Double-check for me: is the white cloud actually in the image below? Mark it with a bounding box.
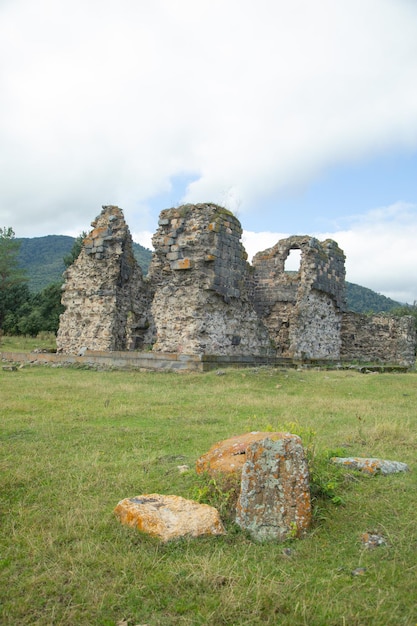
[242,231,289,263]
[132,230,154,252]
[1,0,417,239]
[243,202,417,303]
[1,1,417,302]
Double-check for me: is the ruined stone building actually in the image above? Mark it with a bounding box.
[56,204,416,367]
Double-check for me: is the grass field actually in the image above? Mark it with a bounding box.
[1,356,416,625]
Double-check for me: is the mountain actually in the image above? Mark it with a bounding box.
[17,235,401,313]
[345,282,401,313]
[17,235,153,292]
[17,235,74,293]
[132,242,153,274]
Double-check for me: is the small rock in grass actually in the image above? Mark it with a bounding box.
[351,567,367,576]
[361,532,386,549]
[114,493,225,541]
[330,457,409,476]
[282,547,293,557]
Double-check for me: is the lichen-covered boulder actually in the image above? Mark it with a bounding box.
[114,494,225,541]
[235,435,311,542]
[330,457,410,476]
[196,431,286,476]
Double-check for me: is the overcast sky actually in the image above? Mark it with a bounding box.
[1,0,417,302]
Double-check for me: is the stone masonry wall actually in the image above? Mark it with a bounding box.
[56,206,151,354]
[147,203,272,355]
[341,313,416,366]
[56,204,416,366]
[251,236,345,359]
[292,290,342,360]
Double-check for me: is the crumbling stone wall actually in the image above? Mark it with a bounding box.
[56,203,416,367]
[57,206,151,354]
[252,237,346,359]
[147,203,272,355]
[341,313,416,366]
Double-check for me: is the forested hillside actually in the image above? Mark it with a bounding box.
[17,236,153,292]
[17,236,74,292]
[345,282,401,313]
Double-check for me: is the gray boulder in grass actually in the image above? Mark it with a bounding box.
[330,457,409,476]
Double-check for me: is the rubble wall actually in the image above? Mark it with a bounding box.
[292,290,342,360]
[56,204,416,366]
[341,313,416,366]
[147,203,272,355]
[252,236,345,359]
[56,206,151,354]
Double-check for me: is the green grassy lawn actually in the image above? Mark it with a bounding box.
[0,332,57,353]
[1,361,416,625]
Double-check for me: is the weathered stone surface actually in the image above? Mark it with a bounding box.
[196,432,286,476]
[361,532,386,549]
[331,457,410,475]
[235,435,311,542]
[56,203,416,365]
[148,203,272,356]
[341,313,416,367]
[252,236,345,360]
[114,494,226,541]
[57,206,152,355]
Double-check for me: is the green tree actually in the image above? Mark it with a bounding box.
[1,283,31,333]
[391,302,417,330]
[32,282,65,333]
[0,227,28,329]
[0,227,26,289]
[63,231,87,268]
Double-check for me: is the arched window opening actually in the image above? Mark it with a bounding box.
[284,248,302,273]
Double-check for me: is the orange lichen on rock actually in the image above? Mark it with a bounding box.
[196,432,288,476]
[171,258,193,270]
[114,494,226,542]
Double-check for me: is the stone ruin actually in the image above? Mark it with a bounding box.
[56,204,416,367]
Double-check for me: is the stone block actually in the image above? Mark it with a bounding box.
[330,457,410,475]
[196,431,287,476]
[114,494,226,541]
[235,435,311,541]
[171,258,193,270]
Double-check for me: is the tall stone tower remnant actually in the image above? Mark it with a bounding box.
[148,203,272,355]
[57,206,151,354]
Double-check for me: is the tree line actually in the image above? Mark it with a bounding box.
[0,228,84,337]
